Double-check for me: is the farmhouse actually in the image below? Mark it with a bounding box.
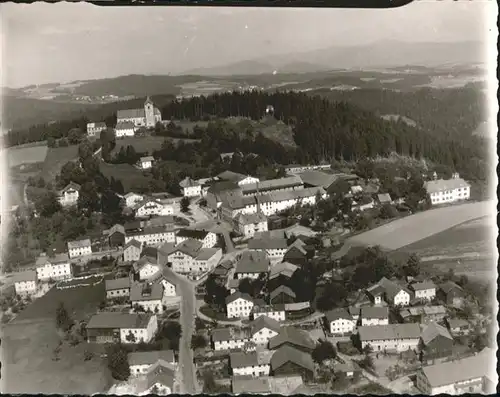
[133,256,161,281]
[419,322,454,363]
[166,239,222,275]
[125,226,176,247]
[248,237,288,264]
[325,308,356,335]
[360,306,389,326]
[104,224,126,248]
[116,97,162,128]
[179,177,201,197]
[175,229,217,248]
[105,277,131,299]
[415,348,494,395]
[124,239,142,262]
[234,212,268,239]
[249,315,281,345]
[135,361,175,395]
[252,304,286,322]
[217,171,260,186]
[35,252,72,281]
[211,327,251,351]
[424,173,471,206]
[134,198,171,218]
[128,349,175,376]
[226,291,255,319]
[57,182,80,207]
[270,286,296,305]
[67,238,92,259]
[378,277,411,306]
[13,270,38,295]
[130,282,166,313]
[139,156,154,170]
[86,312,158,344]
[219,192,258,221]
[357,323,421,352]
[409,280,437,302]
[270,345,314,381]
[283,239,310,266]
[399,305,447,324]
[445,318,471,336]
[86,122,107,137]
[115,121,136,137]
[206,181,240,210]
[366,284,385,305]
[437,281,465,307]
[234,251,270,280]
[268,262,298,282]
[268,327,315,353]
[230,350,273,377]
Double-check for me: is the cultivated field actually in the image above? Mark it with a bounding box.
[38,145,80,180]
[347,201,494,251]
[5,144,48,168]
[2,318,111,394]
[112,135,200,155]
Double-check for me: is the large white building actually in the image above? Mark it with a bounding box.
[226,291,255,319]
[409,281,437,302]
[325,308,356,335]
[360,306,390,327]
[133,256,161,281]
[175,229,217,248]
[13,270,38,295]
[216,171,260,187]
[358,323,421,352]
[35,252,72,281]
[86,312,158,344]
[211,328,251,351]
[67,238,92,259]
[116,97,162,128]
[130,281,168,313]
[234,212,268,239]
[115,121,136,137]
[134,198,173,218]
[57,182,80,207]
[124,239,143,262]
[424,173,471,206]
[252,304,286,322]
[125,226,176,247]
[86,122,107,137]
[165,239,222,276]
[247,237,288,264]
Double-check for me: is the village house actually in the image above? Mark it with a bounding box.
[230,350,273,377]
[166,239,222,276]
[139,156,154,170]
[124,239,142,262]
[365,284,385,305]
[282,239,310,266]
[255,187,326,217]
[211,327,251,351]
[179,177,201,197]
[103,224,126,248]
[134,198,173,218]
[409,280,437,302]
[226,291,255,319]
[437,281,466,307]
[135,361,176,396]
[125,226,176,247]
[116,97,162,128]
[133,256,161,281]
[360,306,389,326]
[35,252,72,281]
[376,193,393,205]
[115,121,136,137]
[378,277,412,306]
[86,312,158,344]
[67,238,92,259]
[424,172,471,206]
[445,318,471,336]
[249,316,281,345]
[268,262,298,285]
[399,305,447,324]
[248,237,288,264]
[219,193,258,221]
[175,229,217,248]
[130,281,166,313]
[416,348,494,395]
[105,277,131,299]
[57,182,80,207]
[234,212,268,239]
[251,303,286,322]
[13,270,38,296]
[268,327,315,353]
[270,286,296,305]
[240,176,304,197]
[217,170,261,187]
[128,350,175,376]
[205,181,240,210]
[124,192,144,208]
[325,308,356,336]
[234,251,270,280]
[270,345,315,381]
[419,322,454,364]
[357,323,421,352]
[86,121,107,137]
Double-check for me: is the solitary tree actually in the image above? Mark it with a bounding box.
[191,334,208,350]
[56,302,73,332]
[106,343,130,381]
[312,339,337,364]
[180,196,190,213]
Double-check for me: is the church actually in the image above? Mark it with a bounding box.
[116,97,162,128]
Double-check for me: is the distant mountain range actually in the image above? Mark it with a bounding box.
[183,40,485,76]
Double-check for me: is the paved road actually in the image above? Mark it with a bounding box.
[163,267,199,394]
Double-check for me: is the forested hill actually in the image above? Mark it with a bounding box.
[6,90,488,181]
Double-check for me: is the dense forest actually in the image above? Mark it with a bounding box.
[7,89,489,183]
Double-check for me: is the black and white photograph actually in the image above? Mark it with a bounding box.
[0,1,497,395]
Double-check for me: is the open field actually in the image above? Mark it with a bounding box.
[5,144,48,168]
[99,161,153,192]
[38,145,80,180]
[13,280,106,322]
[112,135,200,155]
[2,318,111,394]
[347,201,494,251]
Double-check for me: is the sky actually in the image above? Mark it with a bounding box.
[1,1,496,88]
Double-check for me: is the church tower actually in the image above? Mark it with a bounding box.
[144,96,155,128]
